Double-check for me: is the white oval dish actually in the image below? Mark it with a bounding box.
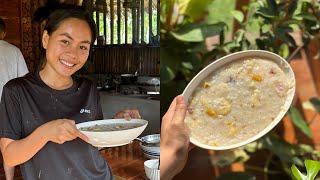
[76,119,148,147]
[182,50,295,150]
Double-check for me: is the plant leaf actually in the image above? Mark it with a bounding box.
[309,97,320,113]
[298,144,315,154]
[235,29,245,44]
[160,66,175,83]
[275,26,296,46]
[302,101,316,112]
[184,0,212,21]
[261,135,304,166]
[160,47,181,82]
[171,22,226,42]
[288,1,298,16]
[291,164,307,180]
[288,107,313,138]
[305,159,320,180]
[256,7,276,18]
[231,10,244,23]
[181,62,193,70]
[267,0,278,15]
[296,13,318,22]
[279,43,289,58]
[219,30,225,45]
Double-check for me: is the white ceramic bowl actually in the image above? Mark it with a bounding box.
[182,50,296,150]
[144,159,160,180]
[76,119,148,147]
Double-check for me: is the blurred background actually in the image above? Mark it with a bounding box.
[161,0,320,179]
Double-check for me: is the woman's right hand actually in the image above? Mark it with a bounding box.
[41,119,88,144]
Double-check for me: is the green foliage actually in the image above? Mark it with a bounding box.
[161,0,320,178]
[288,107,313,138]
[171,22,226,42]
[310,98,320,113]
[161,0,320,111]
[291,160,320,180]
[93,9,158,44]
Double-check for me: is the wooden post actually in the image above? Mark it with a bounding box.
[132,0,136,44]
[124,0,128,44]
[137,0,140,43]
[103,0,107,44]
[148,0,152,44]
[141,0,144,43]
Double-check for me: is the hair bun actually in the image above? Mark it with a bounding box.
[32,0,61,23]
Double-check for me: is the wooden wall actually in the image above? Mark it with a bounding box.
[0,0,22,47]
[0,0,160,75]
[0,0,42,72]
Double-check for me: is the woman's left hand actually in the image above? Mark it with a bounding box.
[113,109,141,120]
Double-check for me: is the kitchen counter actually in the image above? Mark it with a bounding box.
[99,92,160,136]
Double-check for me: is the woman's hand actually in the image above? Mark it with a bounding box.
[160,95,192,180]
[41,119,88,144]
[113,109,141,120]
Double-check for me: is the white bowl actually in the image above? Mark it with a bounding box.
[182,50,295,150]
[76,119,148,147]
[144,159,160,180]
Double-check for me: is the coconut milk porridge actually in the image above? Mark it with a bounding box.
[185,58,294,146]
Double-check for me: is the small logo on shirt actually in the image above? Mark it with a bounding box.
[80,108,91,114]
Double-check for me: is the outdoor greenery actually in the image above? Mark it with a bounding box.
[291,160,320,180]
[93,10,158,44]
[161,0,320,179]
[92,0,159,44]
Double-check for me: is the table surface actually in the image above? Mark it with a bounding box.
[100,141,150,180]
[2,141,149,180]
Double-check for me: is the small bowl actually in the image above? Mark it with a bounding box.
[144,159,160,180]
[76,119,148,147]
[182,50,295,150]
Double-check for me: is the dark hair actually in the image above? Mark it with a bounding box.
[0,17,5,33]
[33,3,97,43]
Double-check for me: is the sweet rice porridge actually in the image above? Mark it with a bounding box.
[185,58,295,146]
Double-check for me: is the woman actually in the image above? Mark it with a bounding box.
[0,4,139,180]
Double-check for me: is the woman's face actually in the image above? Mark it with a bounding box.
[42,18,92,77]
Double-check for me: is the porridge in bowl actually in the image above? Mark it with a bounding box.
[185,57,295,148]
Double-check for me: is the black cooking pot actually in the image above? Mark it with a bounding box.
[121,74,138,84]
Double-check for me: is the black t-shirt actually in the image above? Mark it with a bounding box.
[0,72,113,180]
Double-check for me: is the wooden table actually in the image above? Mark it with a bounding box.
[100,141,149,180]
[1,141,149,180]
